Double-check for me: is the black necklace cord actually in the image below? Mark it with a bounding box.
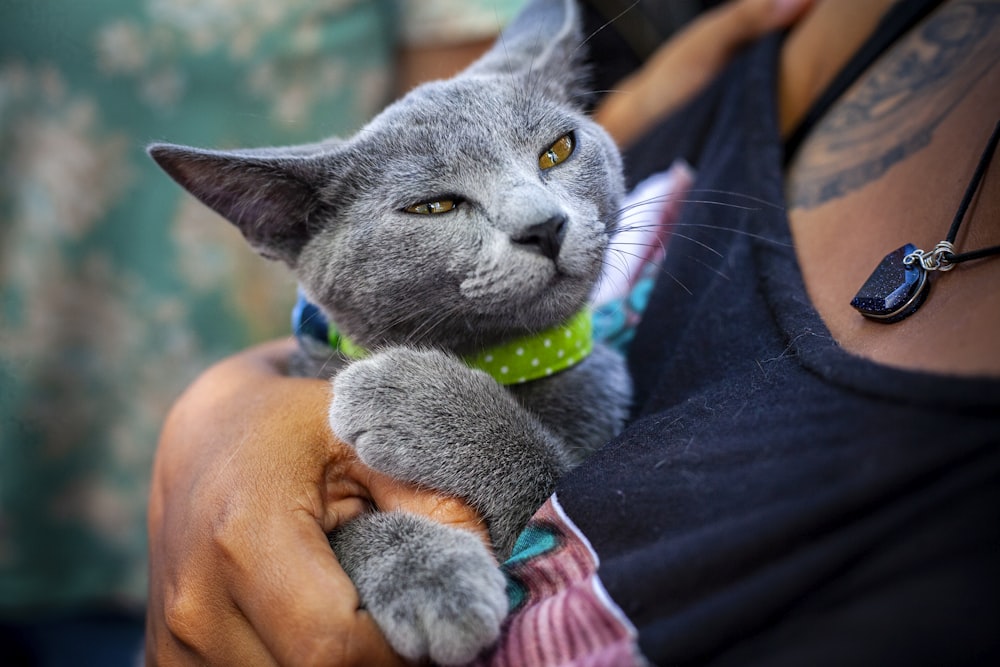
[851,119,1000,323]
[946,119,1000,244]
[905,119,1000,271]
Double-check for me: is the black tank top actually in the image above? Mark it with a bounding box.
[557,4,1000,663]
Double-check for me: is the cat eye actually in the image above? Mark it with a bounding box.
[404,199,457,215]
[538,132,575,170]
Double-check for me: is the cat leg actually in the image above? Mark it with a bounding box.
[329,346,572,558]
[329,510,508,666]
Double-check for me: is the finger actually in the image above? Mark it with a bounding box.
[699,0,815,49]
[650,0,815,93]
[147,469,283,666]
[147,340,400,665]
[148,576,282,667]
[227,509,406,667]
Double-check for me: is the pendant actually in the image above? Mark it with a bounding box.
[850,243,929,323]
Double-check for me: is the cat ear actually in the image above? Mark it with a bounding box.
[464,0,584,100]
[148,142,334,266]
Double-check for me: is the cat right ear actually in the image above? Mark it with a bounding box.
[148,143,329,266]
[464,0,583,101]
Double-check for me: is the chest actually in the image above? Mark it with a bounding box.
[784,0,1000,376]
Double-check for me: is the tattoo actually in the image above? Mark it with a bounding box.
[788,1,1000,210]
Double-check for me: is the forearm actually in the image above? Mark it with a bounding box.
[594,0,814,148]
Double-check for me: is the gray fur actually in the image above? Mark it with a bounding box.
[328,511,509,666]
[149,0,631,663]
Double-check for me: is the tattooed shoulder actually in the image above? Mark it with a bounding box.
[787,0,1000,210]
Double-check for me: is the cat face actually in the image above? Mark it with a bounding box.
[150,0,623,352]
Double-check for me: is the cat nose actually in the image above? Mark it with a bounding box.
[512,214,567,260]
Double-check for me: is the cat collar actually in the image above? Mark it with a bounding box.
[292,292,593,385]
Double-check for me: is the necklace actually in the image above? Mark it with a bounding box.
[850,120,1000,323]
[291,292,593,385]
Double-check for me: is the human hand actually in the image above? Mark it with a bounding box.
[594,0,814,147]
[145,339,488,666]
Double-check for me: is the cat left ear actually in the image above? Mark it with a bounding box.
[148,143,331,266]
[463,0,584,101]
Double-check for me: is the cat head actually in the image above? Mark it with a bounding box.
[149,0,623,353]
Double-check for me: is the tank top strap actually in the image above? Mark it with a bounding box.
[784,0,946,162]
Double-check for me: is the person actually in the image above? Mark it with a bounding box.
[0,1,526,665]
[145,0,1000,664]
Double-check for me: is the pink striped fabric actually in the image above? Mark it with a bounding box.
[471,496,647,667]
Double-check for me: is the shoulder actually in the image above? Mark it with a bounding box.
[784,0,1000,377]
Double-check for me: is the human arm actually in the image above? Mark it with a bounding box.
[145,339,487,665]
[393,0,527,95]
[594,0,814,147]
[395,37,497,95]
[393,0,814,110]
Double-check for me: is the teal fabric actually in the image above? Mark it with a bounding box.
[0,0,523,615]
[592,262,660,353]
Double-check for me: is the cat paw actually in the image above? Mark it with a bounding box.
[331,511,509,666]
[328,347,507,483]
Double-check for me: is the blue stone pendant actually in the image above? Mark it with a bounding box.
[850,243,929,323]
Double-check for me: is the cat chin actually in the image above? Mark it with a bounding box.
[484,291,592,336]
[460,267,591,313]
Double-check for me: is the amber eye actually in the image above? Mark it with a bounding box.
[539,132,575,170]
[404,199,457,215]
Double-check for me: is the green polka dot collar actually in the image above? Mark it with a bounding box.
[463,309,593,384]
[325,309,593,385]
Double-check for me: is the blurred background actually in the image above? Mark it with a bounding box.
[0,1,527,664]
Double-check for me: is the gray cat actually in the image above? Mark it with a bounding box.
[149,0,631,663]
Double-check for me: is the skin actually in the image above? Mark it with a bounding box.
[152,0,985,663]
[147,339,491,665]
[785,0,1000,376]
[594,0,815,147]
[395,37,499,95]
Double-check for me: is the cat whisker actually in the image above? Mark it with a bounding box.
[618,197,762,217]
[575,0,641,55]
[653,268,693,297]
[596,251,634,288]
[389,298,464,349]
[622,261,692,296]
[649,230,723,258]
[612,221,792,248]
[685,254,732,281]
[681,188,786,210]
[606,243,669,255]
[615,188,785,219]
[600,240,735,299]
[407,308,458,347]
[314,349,342,379]
[607,246,656,265]
[295,304,334,333]
[574,88,628,101]
[608,240,670,260]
